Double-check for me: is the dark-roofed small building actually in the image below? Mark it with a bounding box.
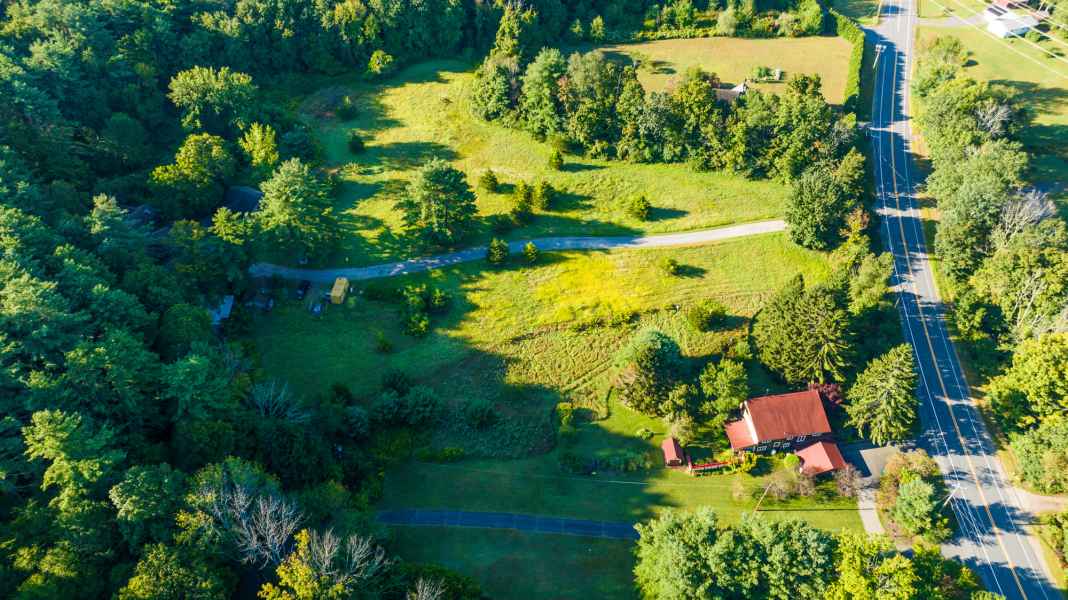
[224,186,264,214]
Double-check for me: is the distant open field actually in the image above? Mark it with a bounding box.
[596,36,855,102]
[915,25,1068,197]
[276,35,853,269]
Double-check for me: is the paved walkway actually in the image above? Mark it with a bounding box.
[857,487,886,535]
[377,509,640,540]
[250,220,787,282]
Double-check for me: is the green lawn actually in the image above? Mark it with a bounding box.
[915,27,1068,197]
[305,59,789,268]
[595,36,855,102]
[388,528,638,600]
[380,440,865,532]
[379,409,862,599]
[276,37,853,269]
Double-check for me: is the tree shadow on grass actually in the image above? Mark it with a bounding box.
[358,140,458,172]
[560,161,606,173]
[548,190,595,212]
[990,80,1068,122]
[316,60,474,133]
[673,264,707,278]
[648,206,688,222]
[321,280,679,526]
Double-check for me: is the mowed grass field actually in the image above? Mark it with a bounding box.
[590,36,855,102]
[915,27,1068,195]
[389,528,639,599]
[282,36,852,268]
[380,402,862,600]
[380,422,861,599]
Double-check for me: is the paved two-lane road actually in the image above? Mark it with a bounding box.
[869,3,1058,598]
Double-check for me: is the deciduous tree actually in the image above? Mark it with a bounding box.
[258,158,339,258]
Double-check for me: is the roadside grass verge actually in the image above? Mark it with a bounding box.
[1031,519,1068,592]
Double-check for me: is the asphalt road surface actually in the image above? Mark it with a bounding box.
[377,509,640,540]
[869,3,1058,598]
[250,219,786,282]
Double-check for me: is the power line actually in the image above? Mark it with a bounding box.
[929,0,1068,77]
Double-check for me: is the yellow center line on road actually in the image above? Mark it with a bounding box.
[882,38,1029,598]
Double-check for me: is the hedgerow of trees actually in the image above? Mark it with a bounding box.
[913,35,1068,499]
[635,508,991,600]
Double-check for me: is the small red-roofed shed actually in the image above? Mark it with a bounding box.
[661,437,685,467]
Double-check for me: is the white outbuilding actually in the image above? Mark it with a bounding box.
[987,11,1039,38]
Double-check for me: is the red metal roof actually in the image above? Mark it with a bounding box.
[745,389,831,442]
[661,437,684,463]
[796,441,847,476]
[725,419,756,450]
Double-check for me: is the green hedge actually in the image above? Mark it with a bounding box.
[828,8,866,116]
